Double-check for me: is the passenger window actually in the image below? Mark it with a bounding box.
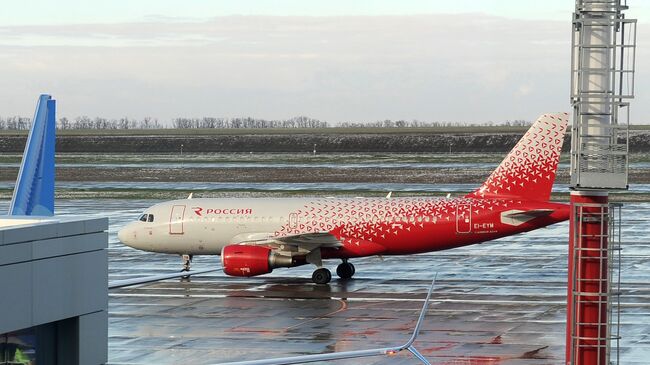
[148,215,154,222]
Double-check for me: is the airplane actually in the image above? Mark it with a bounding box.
[118,113,570,284]
[2,94,56,219]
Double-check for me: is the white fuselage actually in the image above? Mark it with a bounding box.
[119,198,325,254]
[117,196,569,258]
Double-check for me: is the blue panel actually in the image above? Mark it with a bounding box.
[8,94,56,216]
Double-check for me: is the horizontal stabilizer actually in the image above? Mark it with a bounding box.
[9,95,56,216]
[500,209,554,226]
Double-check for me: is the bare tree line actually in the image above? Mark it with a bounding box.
[57,116,162,130]
[0,116,32,130]
[0,116,162,130]
[0,115,531,130]
[171,116,328,129]
[338,119,531,128]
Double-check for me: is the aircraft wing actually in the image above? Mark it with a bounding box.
[230,231,342,254]
[275,232,342,247]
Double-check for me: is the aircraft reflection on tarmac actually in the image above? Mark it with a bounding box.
[210,277,437,365]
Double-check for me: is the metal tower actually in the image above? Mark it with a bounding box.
[567,1,636,365]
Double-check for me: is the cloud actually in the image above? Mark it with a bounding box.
[516,83,534,97]
[0,14,645,124]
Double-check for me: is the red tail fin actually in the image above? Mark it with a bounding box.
[467,113,568,201]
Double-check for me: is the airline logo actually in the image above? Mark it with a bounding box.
[192,207,253,216]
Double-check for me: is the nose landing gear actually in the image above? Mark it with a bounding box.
[181,254,193,272]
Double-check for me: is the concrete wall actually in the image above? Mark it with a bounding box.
[0,217,108,364]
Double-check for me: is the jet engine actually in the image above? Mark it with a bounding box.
[221,245,294,277]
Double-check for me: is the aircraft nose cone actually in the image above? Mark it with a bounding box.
[117,225,135,246]
[117,228,128,244]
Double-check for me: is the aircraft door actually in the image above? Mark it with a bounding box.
[169,205,186,235]
[289,213,299,230]
[456,203,472,234]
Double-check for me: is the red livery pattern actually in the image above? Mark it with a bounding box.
[273,196,567,258]
[468,113,568,201]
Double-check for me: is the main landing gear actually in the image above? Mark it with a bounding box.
[336,259,355,279]
[311,260,356,284]
[312,268,332,284]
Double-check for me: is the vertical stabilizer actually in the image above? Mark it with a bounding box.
[9,94,56,216]
[467,113,568,201]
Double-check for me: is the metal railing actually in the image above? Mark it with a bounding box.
[570,0,636,190]
[569,203,621,365]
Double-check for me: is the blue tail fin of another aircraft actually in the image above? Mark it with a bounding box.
[9,94,56,216]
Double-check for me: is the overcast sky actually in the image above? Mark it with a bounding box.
[0,1,647,124]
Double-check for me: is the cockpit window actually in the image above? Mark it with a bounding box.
[138,213,155,222]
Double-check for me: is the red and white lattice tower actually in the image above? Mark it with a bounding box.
[567,1,636,364]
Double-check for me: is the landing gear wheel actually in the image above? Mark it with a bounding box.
[312,268,332,284]
[336,262,355,279]
[181,254,193,273]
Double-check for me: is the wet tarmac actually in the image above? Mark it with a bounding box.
[0,199,648,364]
[99,201,650,365]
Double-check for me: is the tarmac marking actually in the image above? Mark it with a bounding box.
[284,299,349,331]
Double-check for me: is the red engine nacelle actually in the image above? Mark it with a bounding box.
[221,245,293,277]
[221,245,272,277]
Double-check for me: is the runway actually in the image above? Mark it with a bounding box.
[104,203,650,365]
[108,275,565,365]
[106,272,648,365]
[2,199,646,364]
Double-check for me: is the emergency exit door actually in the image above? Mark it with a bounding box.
[169,205,186,234]
[456,203,472,233]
